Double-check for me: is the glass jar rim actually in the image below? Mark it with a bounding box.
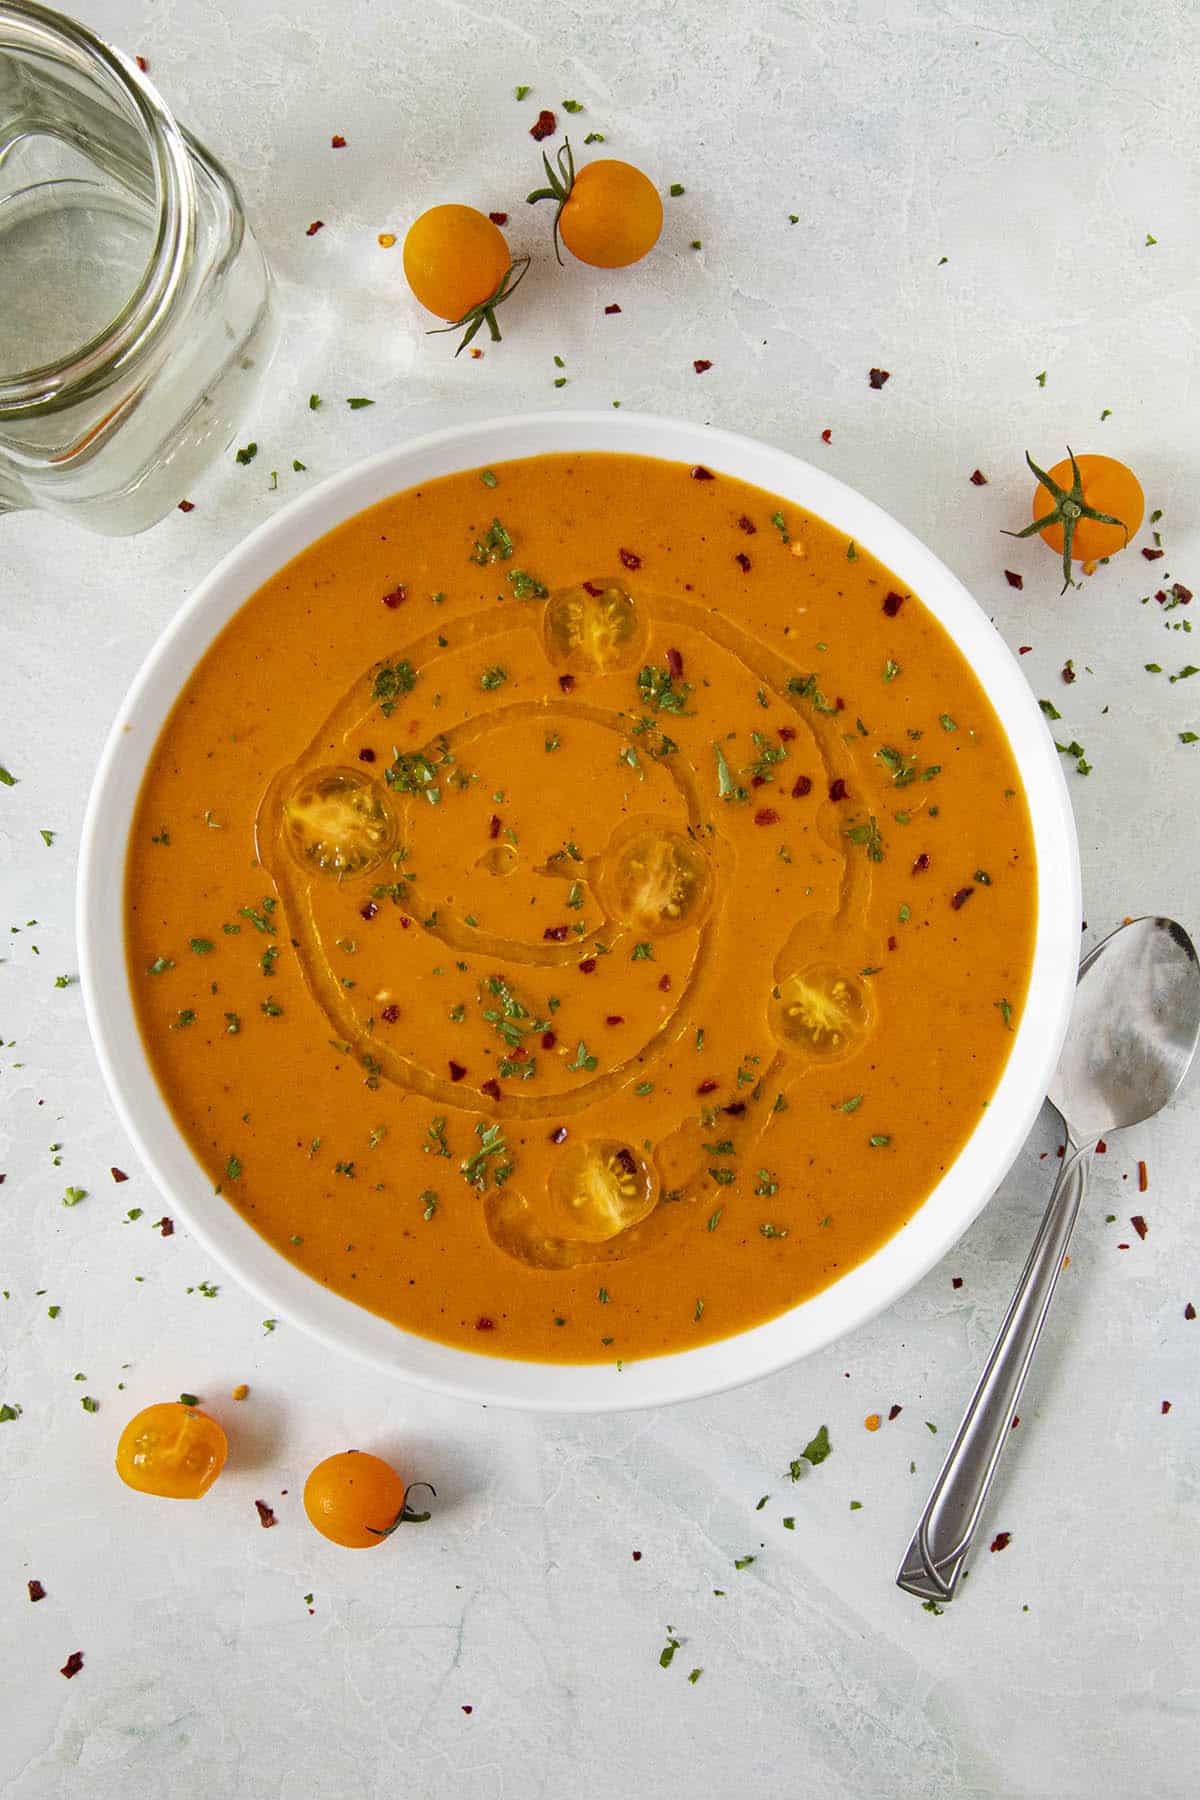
[0,0,195,416]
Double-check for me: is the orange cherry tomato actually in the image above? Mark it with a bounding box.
[528,141,662,269]
[115,1401,227,1499]
[303,1450,434,1548]
[402,206,528,355]
[1017,449,1144,590]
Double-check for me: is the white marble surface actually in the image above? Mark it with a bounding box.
[2,1,1198,1794]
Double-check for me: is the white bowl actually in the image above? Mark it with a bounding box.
[79,411,1080,1412]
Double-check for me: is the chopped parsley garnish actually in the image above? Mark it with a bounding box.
[1054,737,1092,776]
[659,1634,680,1669]
[224,1155,242,1182]
[40,828,54,845]
[770,510,790,544]
[712,741,748,803]
[789,1424,831,1474]
[637,663,692,714]
[261,946,279,975]
[80,1395,99,1413]
[372,660,418,716]
[631,942,654,960]
[883,658,901,683]
[844,815,884,862]
[754,1169,779,1196]
[567,1039,599,1073]
[424,1116,450,1158]
[62,1187,87,1207]
[189,938,214,955]
[346,396,374,409]
[745,731,789,780]
[470,517,514,564]
[170,1009,196,1030]
[481,975,549,1048]
[759,1222,788,1238]
[1038,698,1062,720]
[507,569,548,599]
[260,996,283,1017]
[514,84,531,100]
[939,713,958,732]
[147,956,175,975]
[238,899,277,934]
[235,442,257,465]
[481,469,498,487]
[545,733,562,752]
[461,1121,512,1190]
[996,997,1014,1030]
[875,745,939,787]
[869,1133,892,1148]
[479,665,508,690]
[786,672,838,714]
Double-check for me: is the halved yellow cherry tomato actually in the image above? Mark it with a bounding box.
[115,1401,227,1499]
[528,140,662,268]
[402,206,528,353]
[303,1450,434,1548]
[1010,449,1145,591]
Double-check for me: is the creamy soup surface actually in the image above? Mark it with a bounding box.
[127,453,1037,1362]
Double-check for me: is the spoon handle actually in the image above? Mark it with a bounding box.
[896,1141,1091,1603]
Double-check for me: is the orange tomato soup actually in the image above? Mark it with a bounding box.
[126,453,1036,1362]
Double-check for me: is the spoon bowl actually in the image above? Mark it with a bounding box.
[1051,916,1200,1143]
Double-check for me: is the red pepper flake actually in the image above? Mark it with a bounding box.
[558,673,576,693]
[462,1705,474,1715]
[579,957,598,974]
[110,1167,129,1183]
[549,1126,568,1145]
[632,1549,643,1561]
[506,1046,528,1063]
[989,1531,1011,1553]
[868,367,890,389]
[951,1276,963,1289]
[1117,1243,1130,1250]
[750,775,767,790]
[380,1003,400,1024]
[1185,1302,1196,1320]
[305,220,325,237]
[1161,1400,1172,1415]
[1018,645,1032,654]
[475,1317,496,1331]
[481,1078,501,1101]
[1061,660,1076,684]
[1142,547,1165,561]
[969,469,988,486]
[1130,1214,1148,1239]
[543,924,569,942]
[821,428,832,445]
[604,1015,624,1027]
[887,934,898,952]
[488,814,502,840]
[605,303,623,316]
[382,585,407,608]
[28,1580,46,1603]
[177,500,195,513]
[488,211,508,225]
[614,1148,637,1177]
[737,514,757,534]
[778,726,796,742]
[135,54,149,72]
[355,751,378,770]
[541,1030,557,1049]
[887,1404,902,1421]
[753,807,780,826]
[723,1101,746,1117]
[658,973,671,992]
[696,1078,719,1095]
[693,359,713,374]
[791,774,813,798]
[912,852,931,874]
[60,1652,84,1679]
[530,109,556,141]
[689,464,713,479]
[581,579,603,596]
[734,552,752,572]
[1096,1138,1107,1153]
[331,134,346,149]
[828,777,848,802]
[665,647,685,680]
[157,1216,174,1237]
[950,886,974,910]
[360,900,379,920]
[1172,582,1193,603]
[618,547,642,570]
[882,591,905,617]
[1004,570,1024,590]
[1138,1160,1148,1192]
[448,1061,467,1082]
[255,1500,278,1529]
[1011,1415,1020,1428]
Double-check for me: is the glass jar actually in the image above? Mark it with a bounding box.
[0,1,275,533]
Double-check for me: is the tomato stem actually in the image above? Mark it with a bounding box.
[526,137,577,266]
[427,258,531,356]
[1004,448,1128,593]
[367,1480,437,1537]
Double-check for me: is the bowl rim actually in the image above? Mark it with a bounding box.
[78,409,1080,1412]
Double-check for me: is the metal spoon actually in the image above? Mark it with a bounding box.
[897,915,1200,1604]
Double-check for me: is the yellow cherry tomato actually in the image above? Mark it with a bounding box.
[528,140,662,269]
[1017,449,1145,591]
[402,206,528,354]
[115,1401,227,1499]
[303,1450,434,1548]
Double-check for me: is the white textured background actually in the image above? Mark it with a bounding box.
[2,2,1198,1795]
